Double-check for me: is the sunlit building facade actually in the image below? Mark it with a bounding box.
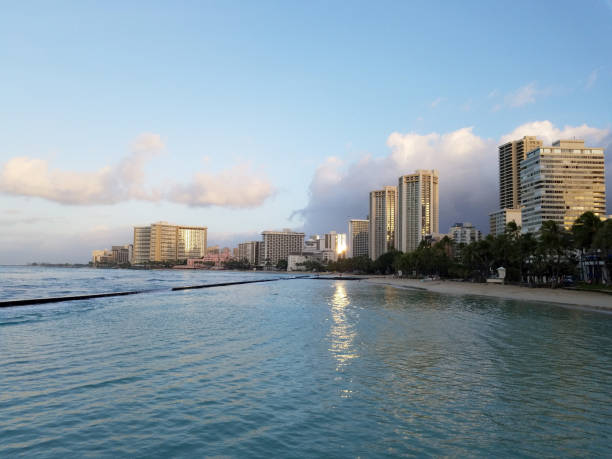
[132,222,207,263]
[348,219,369,258]
[323,231,347,258]
[396,170,439,253]
[520,139,606,233]
[369,186,397,260]
[178,226,208,259]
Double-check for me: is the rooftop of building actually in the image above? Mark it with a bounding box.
[551,139,585,147]
[261,229,305,235]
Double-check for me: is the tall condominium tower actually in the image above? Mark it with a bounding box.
[132,222,207,263]
[261,229,305,266]
[396,170,439,252]
[498,136,543,209]
[133,226,152,264]
[521,139,606,233]
[369,186,397,260]
[348,219,369,258]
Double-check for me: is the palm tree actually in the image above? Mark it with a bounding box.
[539,220,572,287]
[517,232,538,284]
[593,219,612,285]
[572,211,603,283]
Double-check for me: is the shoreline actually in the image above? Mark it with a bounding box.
[363,277,612,312]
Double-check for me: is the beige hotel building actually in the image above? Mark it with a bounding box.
[520,139,606,233]
[132,222,207,264]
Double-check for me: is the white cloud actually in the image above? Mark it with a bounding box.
[167,163,275,208]
[294,127,497,234]
[430,97,446,108]
[500,120,610,145]
[0,157,125,205]
[0,133,164,205]
[0,133,275,209]
[130,132,165,153]
[294,121,611,236]
[505,82,538,107]
[491,82,552,110]
[585,69,598,89]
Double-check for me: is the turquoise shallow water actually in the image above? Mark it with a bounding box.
[1,267,611,457]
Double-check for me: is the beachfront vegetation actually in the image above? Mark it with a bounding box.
[328,212,612,287]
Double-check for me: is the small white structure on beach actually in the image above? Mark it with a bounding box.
[487,266,506,284]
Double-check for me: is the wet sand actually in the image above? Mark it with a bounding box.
[364,277,612,311]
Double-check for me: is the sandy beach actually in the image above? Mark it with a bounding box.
[364,277,612,311]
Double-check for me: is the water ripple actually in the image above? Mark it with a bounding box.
[0,270,611,457]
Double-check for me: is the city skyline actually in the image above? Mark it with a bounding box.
[1,1,611,264]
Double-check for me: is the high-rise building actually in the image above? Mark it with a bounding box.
[348,219,369,258]
[238,241,261,266]
[448,223,482,245]
[133,226,151,264]
[489,208,522,236]
[521,139,606,233]
[369,186,397,260]
[132,222,207,263]
[261,229,305,266]
[396,170,439,253]
[149,222,178,262]
[178,226,207,259]
[498,136,543,210]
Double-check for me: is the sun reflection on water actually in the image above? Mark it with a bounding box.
[329,282,359,371]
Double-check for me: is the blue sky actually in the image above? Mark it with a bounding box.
[1,1,611,263]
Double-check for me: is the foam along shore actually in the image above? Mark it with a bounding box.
[364,277,612,311]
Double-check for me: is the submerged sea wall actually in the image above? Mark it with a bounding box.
[0,276,361,308]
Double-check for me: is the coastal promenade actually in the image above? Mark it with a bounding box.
[365,276,612,311]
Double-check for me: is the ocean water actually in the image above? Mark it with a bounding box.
[1,267,611,457]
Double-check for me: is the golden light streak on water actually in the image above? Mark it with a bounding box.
[329,282,358,371]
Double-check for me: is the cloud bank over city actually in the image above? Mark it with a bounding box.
[295,121,612,235]
[0,134,275,209]
[168,164,274,209]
